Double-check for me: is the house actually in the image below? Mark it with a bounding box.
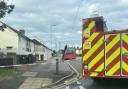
[0,24,34,55]
[0,22,52,65]
[0,22,36,64]
[43,44,53,60]
[75,47,82,57]
[33,39,52,61]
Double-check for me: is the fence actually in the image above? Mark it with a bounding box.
[0,52,36,67]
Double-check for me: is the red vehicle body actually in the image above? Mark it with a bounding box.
[63,47,76,60]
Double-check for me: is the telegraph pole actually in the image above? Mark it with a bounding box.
[50,25,56,50]
[58,41,61,57]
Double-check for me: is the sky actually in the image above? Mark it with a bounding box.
[1,0,128,49]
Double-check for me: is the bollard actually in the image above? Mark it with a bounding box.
[56,59,59,74]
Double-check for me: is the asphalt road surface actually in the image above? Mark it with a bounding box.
[63,57,128,89]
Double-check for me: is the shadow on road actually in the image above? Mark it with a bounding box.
[81,78,128,89]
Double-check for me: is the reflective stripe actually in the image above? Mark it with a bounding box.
[83,21,95,33]
[122,62,128,73]
[95,63,104,72]
[95,35,119,72]
[106,34,120,52]
[90,35,110,71]
[83,36,104,61]
[122,34,128,44]
[106,48,120,66]
[83,33,99,50]
[122,33,128,76]
[82,69,85,76]
[106,61,120,76]
[105,34,120,76]
[88,50,104,70]
[90,72,98,76]
[86,32,99,42]
[122,47,127,54]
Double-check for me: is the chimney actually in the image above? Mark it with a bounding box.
[19,30,25,35]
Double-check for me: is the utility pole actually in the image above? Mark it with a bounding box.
[50,25,56,50]
[55,40,57,51]
[56,59,59,74]
[58,41,61,57]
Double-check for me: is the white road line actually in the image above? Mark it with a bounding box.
[66,61,80,77]
[66,86,70,89]
[77,81,82,85]
[0,63,36,68]
[79,85,85,89]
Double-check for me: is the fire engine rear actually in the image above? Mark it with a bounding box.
[82,16,128,78]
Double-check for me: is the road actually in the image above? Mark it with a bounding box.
[65,57,128,89]
[1,57,128,89]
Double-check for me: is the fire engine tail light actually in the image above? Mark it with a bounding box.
[84,64,88,70]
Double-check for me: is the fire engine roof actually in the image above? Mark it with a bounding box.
[105,29,128,34]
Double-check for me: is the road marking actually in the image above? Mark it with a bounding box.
[41,62,47,64]
[22,72,38,77]
[77,81,81,85]
[0,63,36,68]
[66,86,70,89]
[18,77,43,89]
[18,78,52,89]
[79,86,85,89]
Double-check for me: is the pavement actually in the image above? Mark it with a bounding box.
[0,57,72,89]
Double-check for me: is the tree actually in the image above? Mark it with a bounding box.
[52,50,57,57]
[0,0,15,19]
[0,0,15,31]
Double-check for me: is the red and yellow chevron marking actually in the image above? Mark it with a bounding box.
[82,18,128,78]
[105,34,121,76]
[82,18,105,77]
[82,19,97,77]
[122,33,128,76]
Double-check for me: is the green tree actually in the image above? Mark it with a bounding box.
[52,50,57,57]
[0,0,15,31]
[0,0,15,19]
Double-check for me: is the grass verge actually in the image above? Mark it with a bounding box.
[0,68,19,77]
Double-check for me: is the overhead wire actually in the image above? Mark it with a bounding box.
[71,0,84,31]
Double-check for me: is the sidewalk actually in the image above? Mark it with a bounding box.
[0,58,72,89]
[19,58,71,89]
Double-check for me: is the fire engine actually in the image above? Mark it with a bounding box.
[63,47,76,60]
[82,16,128,78]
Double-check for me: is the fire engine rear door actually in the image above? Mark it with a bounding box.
[105,34,121,76]
[122,33,128,76]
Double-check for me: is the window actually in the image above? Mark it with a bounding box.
[6,46,13,50]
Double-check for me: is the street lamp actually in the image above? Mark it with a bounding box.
[50,25,57,50]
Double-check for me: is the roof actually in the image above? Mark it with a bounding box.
[32,39,52,51]
[32,39,42,45]
[0,21,52,51]
[83,16,103,21]
[105,29,128,34]
[0,21,32,42]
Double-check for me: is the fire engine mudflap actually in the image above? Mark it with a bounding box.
[82,16,128,78]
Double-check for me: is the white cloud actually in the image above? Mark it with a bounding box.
[1,0,128,48]
[77,30,82,34]
[64,32,71,36]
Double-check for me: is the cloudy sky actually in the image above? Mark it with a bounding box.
[1,0,128,49]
